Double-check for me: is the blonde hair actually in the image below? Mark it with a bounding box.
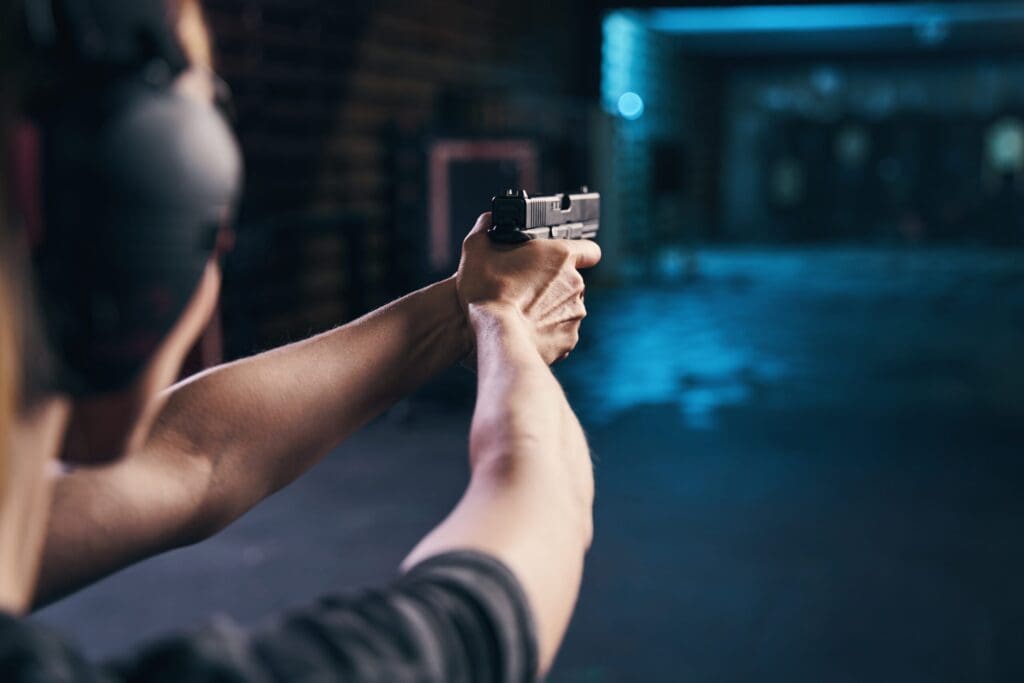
[0,0,17,493]
[173,0,215,69]
[0,258,16,493]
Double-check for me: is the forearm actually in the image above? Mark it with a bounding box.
[150,276,472,528]
[404,304,593,675]
[35,279,470,607]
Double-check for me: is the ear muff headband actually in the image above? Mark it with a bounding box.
[21,0,243,397]
[25,0,189,72]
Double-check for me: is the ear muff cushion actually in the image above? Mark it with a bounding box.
[8,122,46,246]
[36,81,242,395]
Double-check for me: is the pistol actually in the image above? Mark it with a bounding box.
[489,188,600,244]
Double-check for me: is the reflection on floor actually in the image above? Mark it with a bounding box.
[37,249,1024,682]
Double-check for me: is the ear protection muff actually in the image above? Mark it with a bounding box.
[17,0,243,397]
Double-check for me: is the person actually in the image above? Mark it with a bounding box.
[0,1,601,681]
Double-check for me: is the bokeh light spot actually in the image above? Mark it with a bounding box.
[617,92,645,120]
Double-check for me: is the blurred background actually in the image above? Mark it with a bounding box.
[37,1,1024,681]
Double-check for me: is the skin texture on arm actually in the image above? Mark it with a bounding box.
[405,218,602,675]
[403,303,595,676]
[35,214,598,612]
[35,276,473,606]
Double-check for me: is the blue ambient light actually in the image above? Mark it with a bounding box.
[643,3,1024,34]
[617,92,645,120]
[602,12,649,117]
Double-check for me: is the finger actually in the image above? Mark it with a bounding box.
[467,212,493,237]
[567,268,586,295]
[559,298,587,323]
[565,239,602,269]
[561,323,581,354]
[542,321,583,365]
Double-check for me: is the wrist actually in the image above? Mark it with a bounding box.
[439,276,475,360]
[467,301,526,334]
[467,302,542,368]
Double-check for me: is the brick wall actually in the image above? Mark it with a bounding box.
[203,0,599,357]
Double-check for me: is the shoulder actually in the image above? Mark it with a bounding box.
[122,551,539,683]
[247,551,539,683]
[1,551,537,683]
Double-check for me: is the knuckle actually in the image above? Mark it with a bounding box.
[551,240,573,259]
[570,271,586,291]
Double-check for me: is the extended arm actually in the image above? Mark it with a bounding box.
[403,302,594,676]
[36,213,598,613]
[36,277,472,606]
[403,222,601,675]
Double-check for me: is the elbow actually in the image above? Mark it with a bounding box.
[470,436,596,552]
[176,499,233,548]
[149,446,236,549]
[176,465,253,548]
[144,413,250,549]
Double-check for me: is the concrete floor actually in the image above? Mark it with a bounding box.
[37,249,1024,682]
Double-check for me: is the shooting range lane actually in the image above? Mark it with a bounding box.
[37,247,1024,681]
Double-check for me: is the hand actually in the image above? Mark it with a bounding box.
[456,213,602,364]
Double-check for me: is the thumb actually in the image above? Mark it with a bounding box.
[567,239,602,269]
